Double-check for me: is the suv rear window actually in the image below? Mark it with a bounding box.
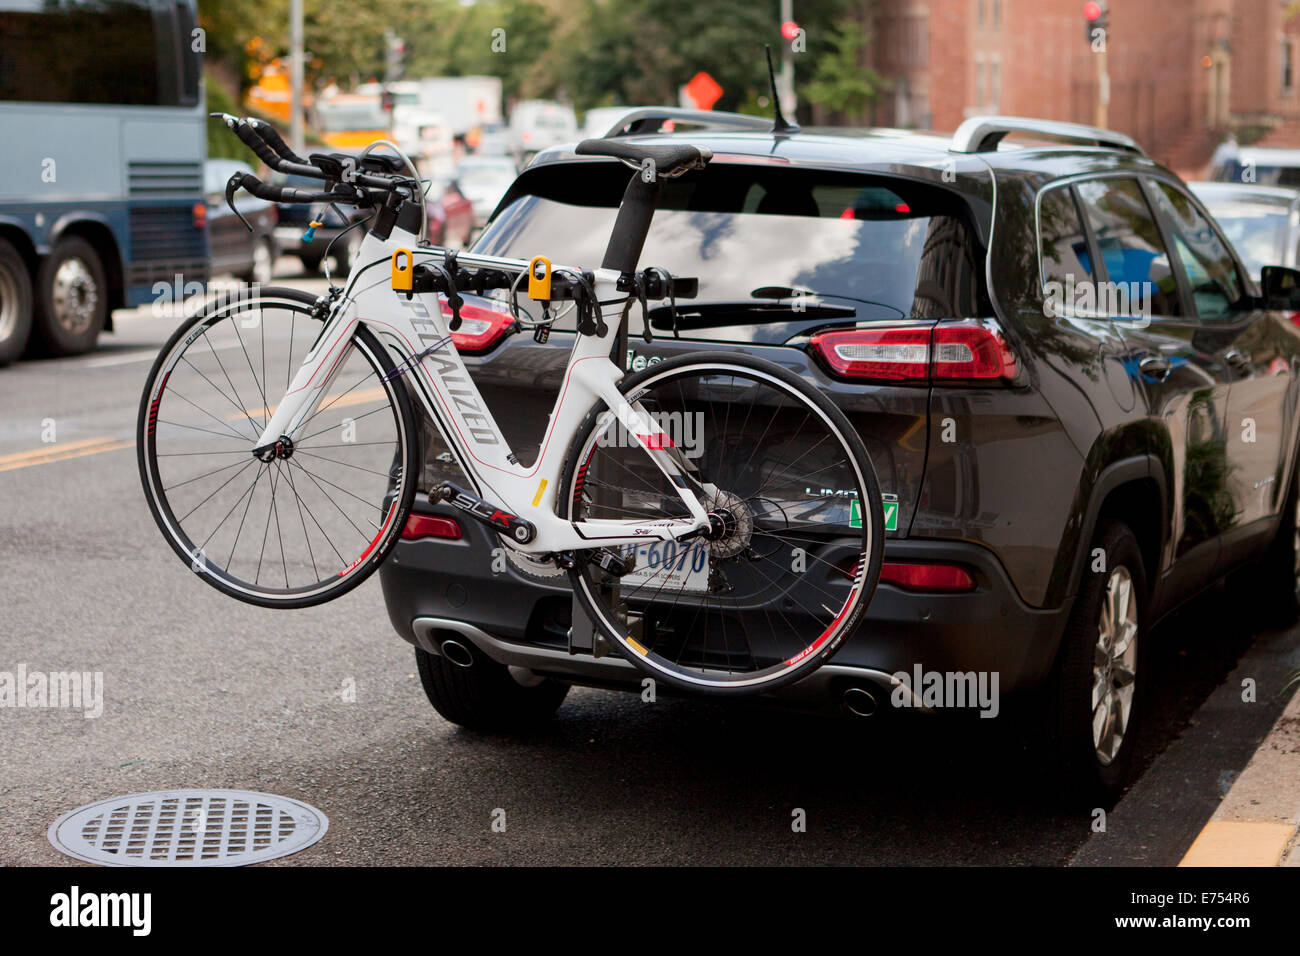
[472,161,990,344]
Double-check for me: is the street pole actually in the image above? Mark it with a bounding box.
[289,0,304,153]
[780,0,796,116]
[1096,44,1109,129]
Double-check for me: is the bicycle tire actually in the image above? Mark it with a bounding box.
[557,351,884,695]
[137,286,421,609]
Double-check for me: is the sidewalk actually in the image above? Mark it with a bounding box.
[1179,681,1300,866]
[1069,622,1300,867]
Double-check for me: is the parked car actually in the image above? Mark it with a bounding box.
[203,159,278,285]
[1210,141,1300,186]
[452,156,518,228]
[1189,181,1300,281]
[381,112,1300,802]
[508,99,578,162]
[472,123,515,158]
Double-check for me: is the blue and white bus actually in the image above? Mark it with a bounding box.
[0,0,209,363]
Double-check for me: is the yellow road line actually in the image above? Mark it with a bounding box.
[1178,821,1295,867]
[0,436,134,473]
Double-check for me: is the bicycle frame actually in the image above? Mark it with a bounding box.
[252,221,711,553]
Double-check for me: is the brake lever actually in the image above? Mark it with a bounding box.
[225,173,254,232]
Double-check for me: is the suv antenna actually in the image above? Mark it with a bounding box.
[765,44,799,134]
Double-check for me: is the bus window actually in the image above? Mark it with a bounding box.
[0,0,196,106]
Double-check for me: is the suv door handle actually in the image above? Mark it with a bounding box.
[1138,353,1172,380]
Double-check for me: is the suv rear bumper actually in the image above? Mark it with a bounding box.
[380,498,1072,703]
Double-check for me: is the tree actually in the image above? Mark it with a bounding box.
[800,19,884,121]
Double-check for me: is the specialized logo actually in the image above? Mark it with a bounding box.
[396,295,498,446]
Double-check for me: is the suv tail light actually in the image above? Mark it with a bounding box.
[837,557,976,592]
[811,321,1018,383]
[880,562,975,592]
[439,297,513,354]
[401,514,462,540]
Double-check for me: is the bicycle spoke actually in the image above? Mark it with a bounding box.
[572,364,873,690]
[178,457,259,524]
[279,461,320,582]
[144,296,408,601]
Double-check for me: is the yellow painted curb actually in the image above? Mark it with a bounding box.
[1179,820,1296,867]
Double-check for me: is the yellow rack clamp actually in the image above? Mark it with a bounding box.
[391,248,414,291]
[528,255,552,300]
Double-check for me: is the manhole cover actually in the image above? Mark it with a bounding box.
[48,790,328,867]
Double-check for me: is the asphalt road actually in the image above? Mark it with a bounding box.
[1,264,1296,866]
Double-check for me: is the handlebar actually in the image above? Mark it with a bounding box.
[245,117,310,167]
[211,113,415,192]
[226,171,348,207]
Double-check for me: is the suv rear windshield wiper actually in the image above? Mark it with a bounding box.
[751,286,906,319]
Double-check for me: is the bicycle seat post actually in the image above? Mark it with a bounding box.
[599,172,660,371]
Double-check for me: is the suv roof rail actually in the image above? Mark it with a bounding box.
[950,115,1144,155]
[602,107,773,137]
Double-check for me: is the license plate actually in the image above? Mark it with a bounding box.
[620,539,710,592]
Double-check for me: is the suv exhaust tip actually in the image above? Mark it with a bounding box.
[842,686,878,717]
[440,639,475,668]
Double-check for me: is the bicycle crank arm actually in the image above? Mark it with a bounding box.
[433,482,536,544]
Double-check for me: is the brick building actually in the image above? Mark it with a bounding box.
[852,0,1300,176]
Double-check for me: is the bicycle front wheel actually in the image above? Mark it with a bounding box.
[558,352,884,695]
[137,287,420,608]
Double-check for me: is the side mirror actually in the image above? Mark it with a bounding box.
[1261,265,1300,309]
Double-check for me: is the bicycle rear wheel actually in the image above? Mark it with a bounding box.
[558,352,883,694]
[137,287,420,608]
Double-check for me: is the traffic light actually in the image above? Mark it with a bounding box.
[1083,1,1108,45]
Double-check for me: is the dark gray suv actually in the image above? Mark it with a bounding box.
[381,112,1300,801]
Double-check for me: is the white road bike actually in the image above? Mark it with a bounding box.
[138,115,884,694]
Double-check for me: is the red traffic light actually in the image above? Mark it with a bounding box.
[781,20,800,40]
[1083,1,1102,20]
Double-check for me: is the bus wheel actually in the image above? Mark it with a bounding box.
[33,237,107,356]
[0,238,33,366]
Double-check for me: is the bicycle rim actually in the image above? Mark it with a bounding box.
[561,357,882,694]
[138,289,418,607]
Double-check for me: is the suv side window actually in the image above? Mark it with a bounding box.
[1074,178,1183,317]
[1148,180,1246,321]
[1038,184,1096,293]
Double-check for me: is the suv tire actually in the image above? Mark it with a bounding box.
[415,643,569,732]
[1038,519,1148,806]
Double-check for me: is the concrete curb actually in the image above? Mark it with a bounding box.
[1179,681,1300,866]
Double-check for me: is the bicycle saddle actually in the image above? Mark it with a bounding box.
[575,139,712,177]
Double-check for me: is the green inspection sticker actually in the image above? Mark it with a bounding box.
[850,497,898,531]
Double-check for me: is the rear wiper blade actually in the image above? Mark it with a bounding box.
[647,301,855,331]
[751,286,905,319]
